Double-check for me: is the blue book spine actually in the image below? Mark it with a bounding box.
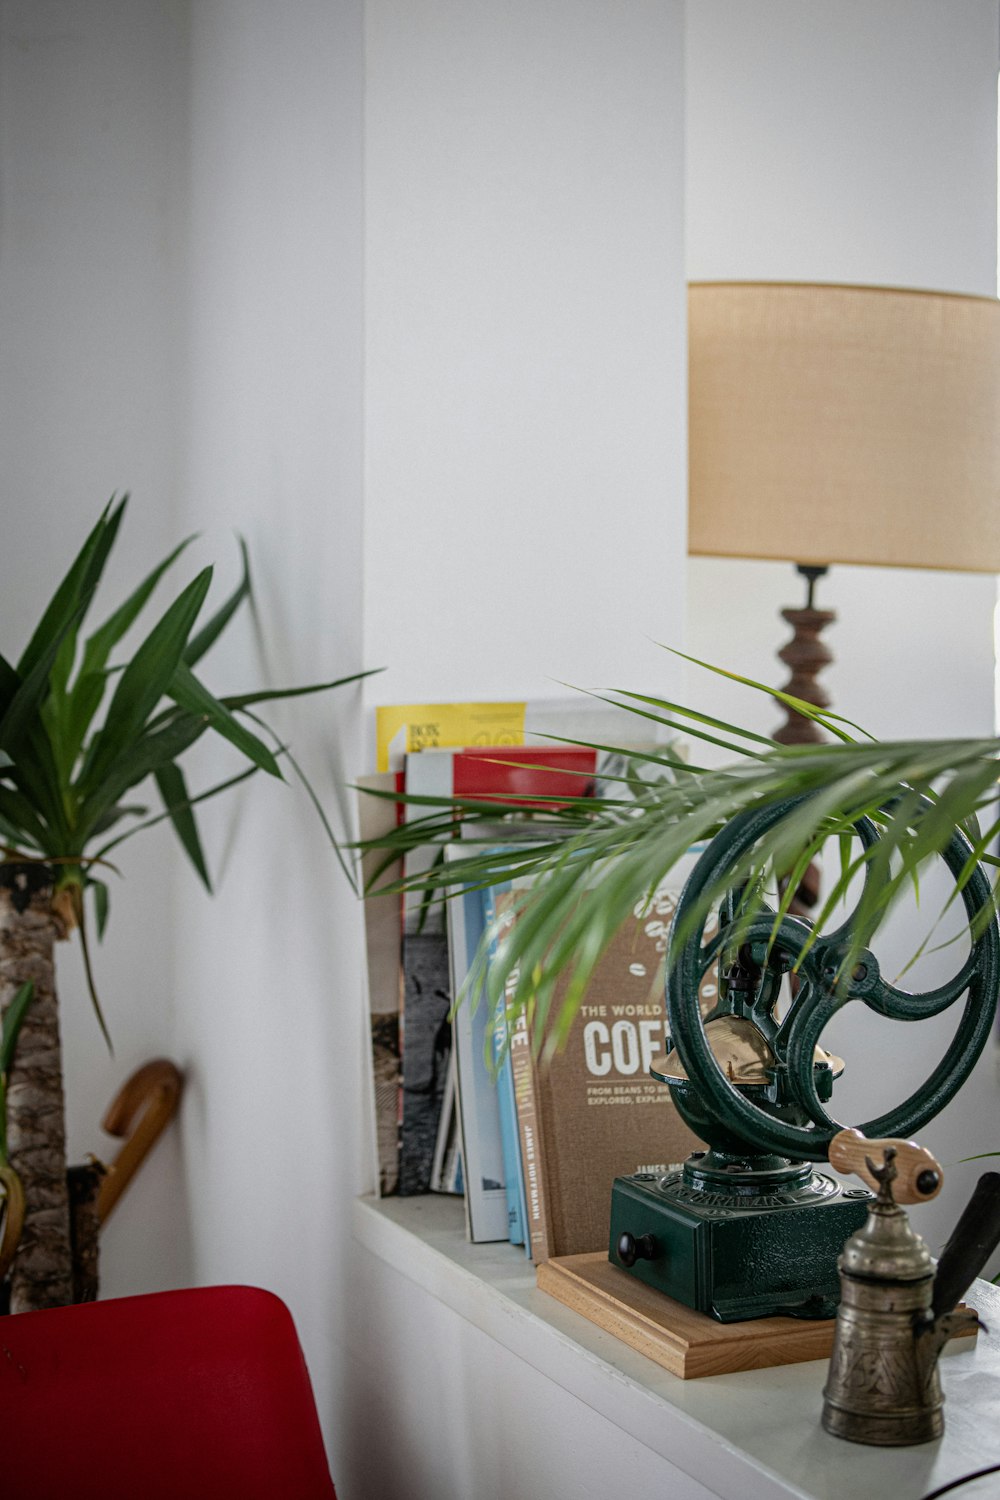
[452,882,508,1240]
[483,882,529,1249]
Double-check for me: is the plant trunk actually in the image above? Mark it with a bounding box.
[68,1159,106,1304]
[0,863,74,1312]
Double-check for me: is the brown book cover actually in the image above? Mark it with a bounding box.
[510,873,715,1261]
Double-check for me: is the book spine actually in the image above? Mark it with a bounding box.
[446,873,509,1242]
[355,775,405,1197]
[485,885,527,1247]
[399,929,452,1195]
[496,890,552,1262]
[429,1052,459,1194]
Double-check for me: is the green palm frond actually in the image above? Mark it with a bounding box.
[356,668,1000,1051]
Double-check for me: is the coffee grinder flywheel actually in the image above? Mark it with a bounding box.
[608,796,1000,1322]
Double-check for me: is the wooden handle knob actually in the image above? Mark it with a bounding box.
[828,1128,943,1204]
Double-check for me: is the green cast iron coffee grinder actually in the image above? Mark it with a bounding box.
[609,796,1000,1322]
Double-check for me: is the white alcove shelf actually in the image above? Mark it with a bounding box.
[354,1194,1000,1500]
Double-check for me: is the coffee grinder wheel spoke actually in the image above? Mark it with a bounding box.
[609,793,1000,1323]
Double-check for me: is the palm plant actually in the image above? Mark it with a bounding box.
[359,658,1000,1055]
[0,497,368,1313]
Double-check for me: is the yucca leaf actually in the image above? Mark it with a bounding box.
[0,816,40,855]
[48,623,78,704]
[39,629,80,787]
[51,521,196,781]
[17,496,126,680]
[0,645,72,846]
[0,980,35,1077]
[183,536,250,667]
[0,657,72,836]
[76,895,112,1052]
[168,662,281,777]
[0,786,49,850]
[0,654,20,728]
[241,707,357,893]
[57,670,108,782]
[154,762,212,891]
[80,534,197,681]
[0,642,64,762]
[222,666,382,711]
[89,878,111,940]
[76,709,212,839]
[79,567,214,796]
[89,803,148,837]
[95,760,260,860]
[0,505,367,1066]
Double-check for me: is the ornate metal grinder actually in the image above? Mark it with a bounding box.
[609,796,1000,1322]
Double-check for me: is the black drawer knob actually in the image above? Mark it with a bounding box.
[617,1230,658,1267]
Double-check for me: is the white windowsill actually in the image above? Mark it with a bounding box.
[354,1192,1000,1500]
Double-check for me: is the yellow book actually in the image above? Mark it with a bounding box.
[375,701,526,772]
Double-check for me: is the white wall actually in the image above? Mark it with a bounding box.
[685,0,1000,1265]
[174,0,366,1470]
[364,0,688,710]
[0,0,193,1294]
[687,0,998,294]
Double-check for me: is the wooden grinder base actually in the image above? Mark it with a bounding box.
[539,1254,836,1380]
[538,1255,977,1380]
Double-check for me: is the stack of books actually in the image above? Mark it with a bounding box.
[357,699,711,1261]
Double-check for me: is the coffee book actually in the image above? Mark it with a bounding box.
[500,861,715,1261]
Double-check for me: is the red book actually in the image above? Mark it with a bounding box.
[404,744,606,809]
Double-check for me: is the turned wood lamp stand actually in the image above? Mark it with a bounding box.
[772,565,835,747]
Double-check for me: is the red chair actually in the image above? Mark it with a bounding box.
[0,1284,336,1499]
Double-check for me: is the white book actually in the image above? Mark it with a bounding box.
[444,844,509,1242]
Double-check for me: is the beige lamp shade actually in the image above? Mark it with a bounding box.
[688,282,1000,573]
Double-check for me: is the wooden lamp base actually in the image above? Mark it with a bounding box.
[772,564,836,748]
[773,563,835,915]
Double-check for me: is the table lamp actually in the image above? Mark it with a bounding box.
[688,281,1000,744]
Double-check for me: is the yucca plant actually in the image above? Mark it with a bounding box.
[0,982,33,1289]
[358,656,1000,1055]
[0,497,368,1313]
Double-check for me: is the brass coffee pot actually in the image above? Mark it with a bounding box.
[822,1149,1000,1446]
